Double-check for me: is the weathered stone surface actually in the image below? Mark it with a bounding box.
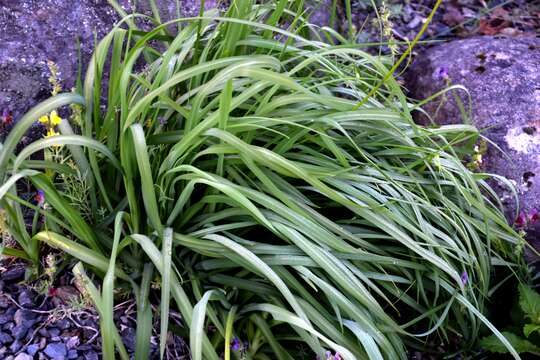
[307,0,332,28]
[406,36,540,239]
[0,0,222,123]
[0,0,330,131]
[0,0,120,120]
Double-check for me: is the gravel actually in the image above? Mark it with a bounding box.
[44,342,67,359]
[0,257,184,359]
[14,353,32,360]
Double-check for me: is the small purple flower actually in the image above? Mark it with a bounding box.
[529,208,539,223]
[434,66,449,81]
[334,353,342,360]
[325,351,332,359]
[230,337,241,351]
[159,117,168,126]
[461,271,468,286]
[515,211,527,228]
[35,189,45,206]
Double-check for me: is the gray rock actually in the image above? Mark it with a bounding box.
[136,0,222,22]
[0,0,223,124]
[10,339,22,353]
[1,267,25,282]
[0,0,119,120]
[13,309,37,327]
[44,342,67,359]
[0,331,13,345]
[11,324,29,340]
[0,313,13,325]
[17,290,33,308]
[67,349,78,359]
[405,36,540,233]
[0,297,10,309]
[65,336,79,349]
[48,327,60,338]
[306,0,332,28]
[83,350,98,360]
[14,353,33,360]
[26,343,39,356]
[54,319,71,330]
[121,327,136,352]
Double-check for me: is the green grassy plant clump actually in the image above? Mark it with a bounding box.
[0,1,528,359]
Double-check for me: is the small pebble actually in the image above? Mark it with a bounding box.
[65,336,79,349]
[44,342,67,359]
[2,267,25,282]
[14,353,33,360]
[83,350,98,360]
[39,337,47,349]
[48,327,60,337]
[0,312,13,325]
[17,290,33,308]
[11,324,29,340]
[121,327,136,352]
[26,343,39,355]
[14,309,37,327]
[55,319,71,330]
[10,339,22,353]
[67,349,78,359]
[0,331,13,344]
[0,297,10,309]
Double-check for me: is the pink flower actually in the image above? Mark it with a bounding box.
[35,189,45,206]
[515,212,526,228]
[2,109,12,125]
[529,208,539,223]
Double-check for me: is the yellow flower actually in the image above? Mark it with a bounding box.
[50,110,62,126]
[46,128,60,137]
[39,115,49,124]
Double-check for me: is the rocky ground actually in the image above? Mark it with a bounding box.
[0,259,188,360]
[0,262,104,360]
